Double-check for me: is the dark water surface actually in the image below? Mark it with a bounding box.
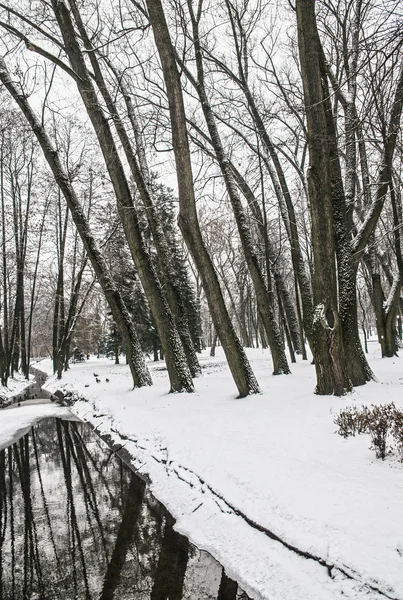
[0,418,251,600]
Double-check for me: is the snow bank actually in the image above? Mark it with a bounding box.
[40,347,403,599]
[0,403,74,451]
[0,372,34,404]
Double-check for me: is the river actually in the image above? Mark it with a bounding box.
[0,417,252,600]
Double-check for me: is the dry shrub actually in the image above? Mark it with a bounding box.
[367,404,394,459]
[335,403,403,461]
[333,405,370,438]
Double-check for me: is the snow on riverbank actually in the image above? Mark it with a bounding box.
[0,403,74,451]
[0,372,34,404]
[20,347,403,598]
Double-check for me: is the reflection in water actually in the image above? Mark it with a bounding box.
[0,419,251,600]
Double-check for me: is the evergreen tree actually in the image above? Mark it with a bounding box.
[100,315,123,363]
[137,180,202,352]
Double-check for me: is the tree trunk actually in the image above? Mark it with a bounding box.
[153,339,159,362]
[17,267,27,377]
[145,0,260,397]
[0,139,10,384]
[210,333,218,357]
[296,0,351,395]
[295,275,308,360]
[373,269,400,358]
[53,200,68,375]
[27,198,49,374]
[274,272,301,356]
[56,266,93,379]
[0,330,6,386]
[114,326,120,365]
[236,74,314,349]
[317,40,373,386]
[275,276,296,363]
[230,162,301,355]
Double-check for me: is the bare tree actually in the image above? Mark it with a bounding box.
[296,0,352,394]
[144,0,260,396]
[0,57,152,389]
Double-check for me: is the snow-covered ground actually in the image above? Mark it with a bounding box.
[0,371,34,404]
[2,344,403,599]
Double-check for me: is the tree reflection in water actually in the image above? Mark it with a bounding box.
[0,418,251,600]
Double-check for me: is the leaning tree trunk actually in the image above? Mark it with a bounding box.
[0,58,151,389]
[52,1,193,394]
[206,0,314,349]
[296,0,351,395]
[68,0,201,379]
[237,76,314,349]
[112,64,201,377]
[145,0,260,397]
[230,163,301,356]
[56,259,90,379]
[179,6,289,375]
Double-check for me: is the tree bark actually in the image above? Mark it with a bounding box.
[296,0,351,395]
[317,40,373,386]
[145,0,260,397]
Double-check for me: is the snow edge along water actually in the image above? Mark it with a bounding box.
[69,396,394,600]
